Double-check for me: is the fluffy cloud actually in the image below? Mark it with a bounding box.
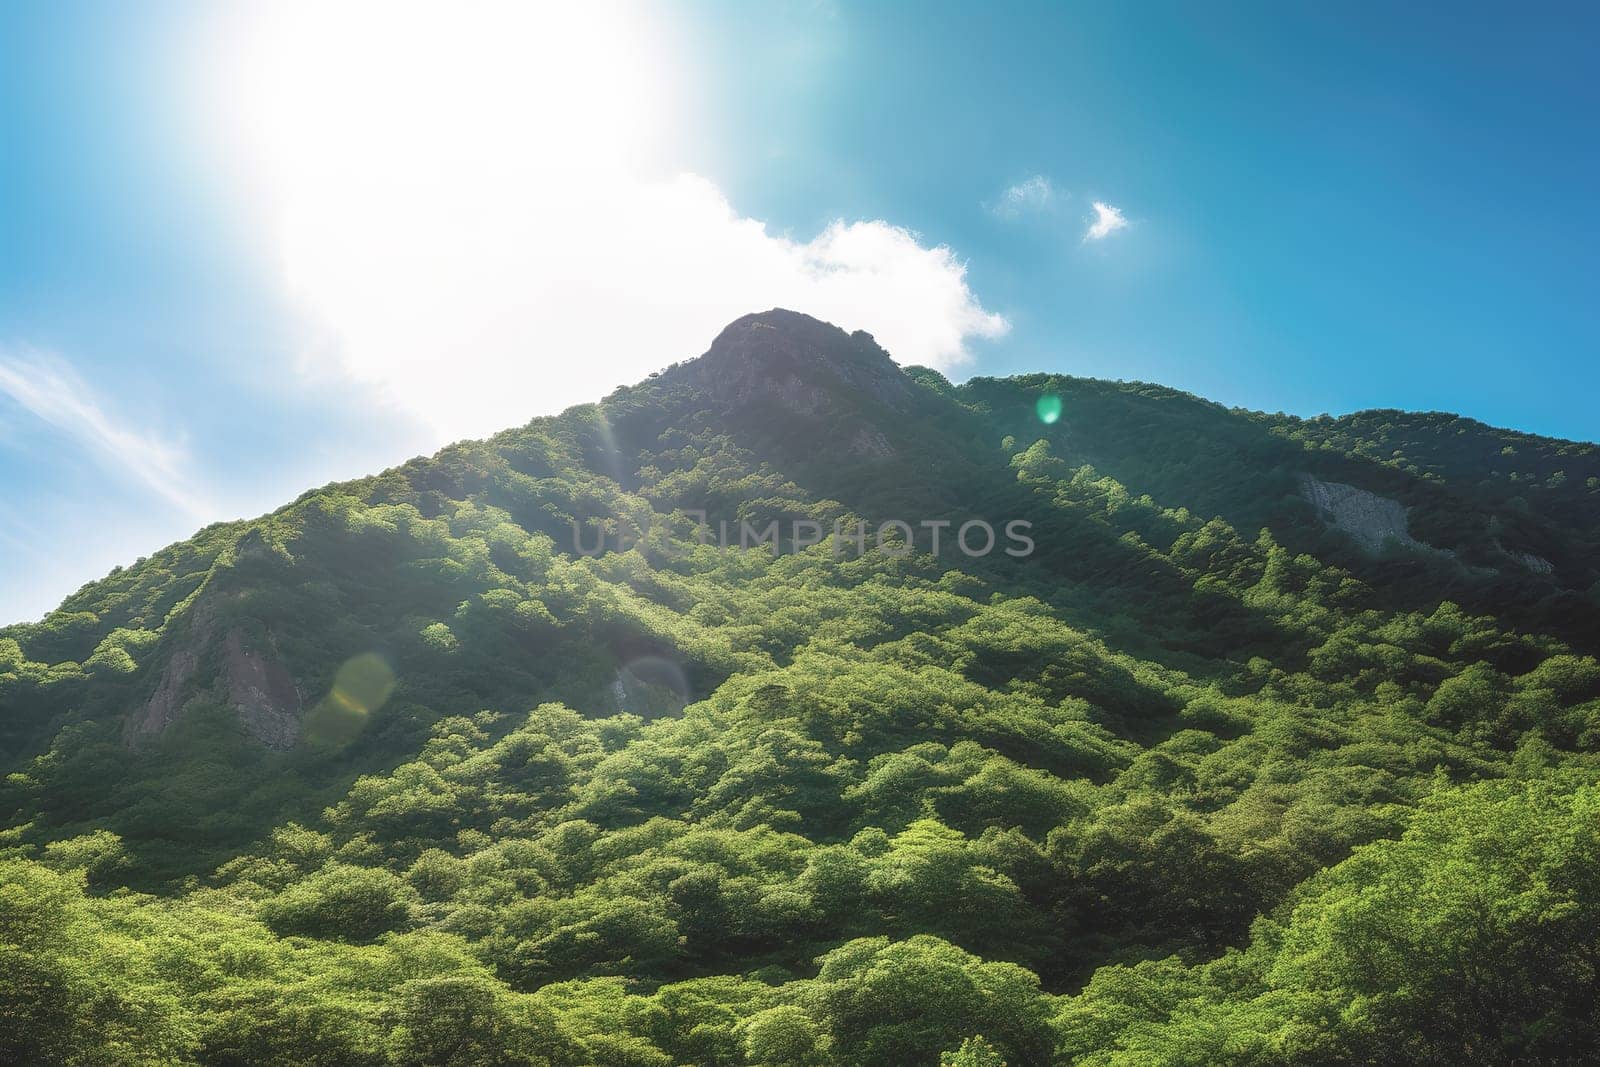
[277,172,1009,444]
[214,2,1008,447]
[988,175,1057,219]
[1085,201,1129,241]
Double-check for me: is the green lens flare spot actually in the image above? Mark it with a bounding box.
[1036,394,1063,425]
[304,652,396,748]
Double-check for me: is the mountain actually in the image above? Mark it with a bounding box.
[3,309,1600,1065]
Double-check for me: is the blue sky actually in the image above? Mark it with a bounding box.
[2,0,1598,622]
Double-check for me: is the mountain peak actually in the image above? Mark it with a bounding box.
[665,308,917,414]
[708,307,877,352]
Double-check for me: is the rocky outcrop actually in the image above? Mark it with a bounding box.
[849,427,896,460]
[221,629,302,748]
[130,648,199,741]
[1508,549,1556,575]
[669,309,918,417]
[1300,475,1423,554]
[126,597,303,750]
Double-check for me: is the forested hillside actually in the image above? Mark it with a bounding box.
[3,310,1599,1065]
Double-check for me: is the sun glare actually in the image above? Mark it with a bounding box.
[226,1,673,180]
[184,2,1004,448]
[197,2,684,428]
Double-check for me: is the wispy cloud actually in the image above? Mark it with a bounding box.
[988,175,1057,219]
[0,349,210,520]
[1084,201,1129,242]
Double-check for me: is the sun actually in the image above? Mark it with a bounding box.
[219,1,674,182]
[190,1,685,427]
[180,3,1002,448]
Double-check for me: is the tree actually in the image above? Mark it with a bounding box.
[743,1005,824,1066]
[942,1035,1008,1067]
[387,975,582,1066]
[808,936,1053,1067]
[259,864,417,942]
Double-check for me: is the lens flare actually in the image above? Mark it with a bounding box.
[1036,394,1063,425]
[612,655,690,718]
[303,652,396,747]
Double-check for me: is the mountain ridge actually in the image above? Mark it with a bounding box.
[7,309,1598,756]
[15,307,1597,634]
[4,309,1600,1065]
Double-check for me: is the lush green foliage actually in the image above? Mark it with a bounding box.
[3,312,1598,1063]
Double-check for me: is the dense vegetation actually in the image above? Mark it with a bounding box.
[3,310,1598,1064]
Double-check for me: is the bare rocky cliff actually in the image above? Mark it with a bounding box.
[1299,475,1423,554]
[126,595,303,750]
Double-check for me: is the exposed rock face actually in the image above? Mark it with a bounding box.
[126,598,302,750]
[130,648,199,741]
[669,308,918,417]
[1509,550,1556,575]
[849,427,896,460]
[1300,475,1421,553]
[221,629,302,749]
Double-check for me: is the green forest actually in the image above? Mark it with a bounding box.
[3,310,1599,1065]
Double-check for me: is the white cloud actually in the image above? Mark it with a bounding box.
[988,175,1057,219]
[0,350,211,520]
[207,2,1009,447]
[1084,201,1129,242]
[275,173,1009,444]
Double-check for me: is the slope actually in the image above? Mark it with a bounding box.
[1,310,1599,1065]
